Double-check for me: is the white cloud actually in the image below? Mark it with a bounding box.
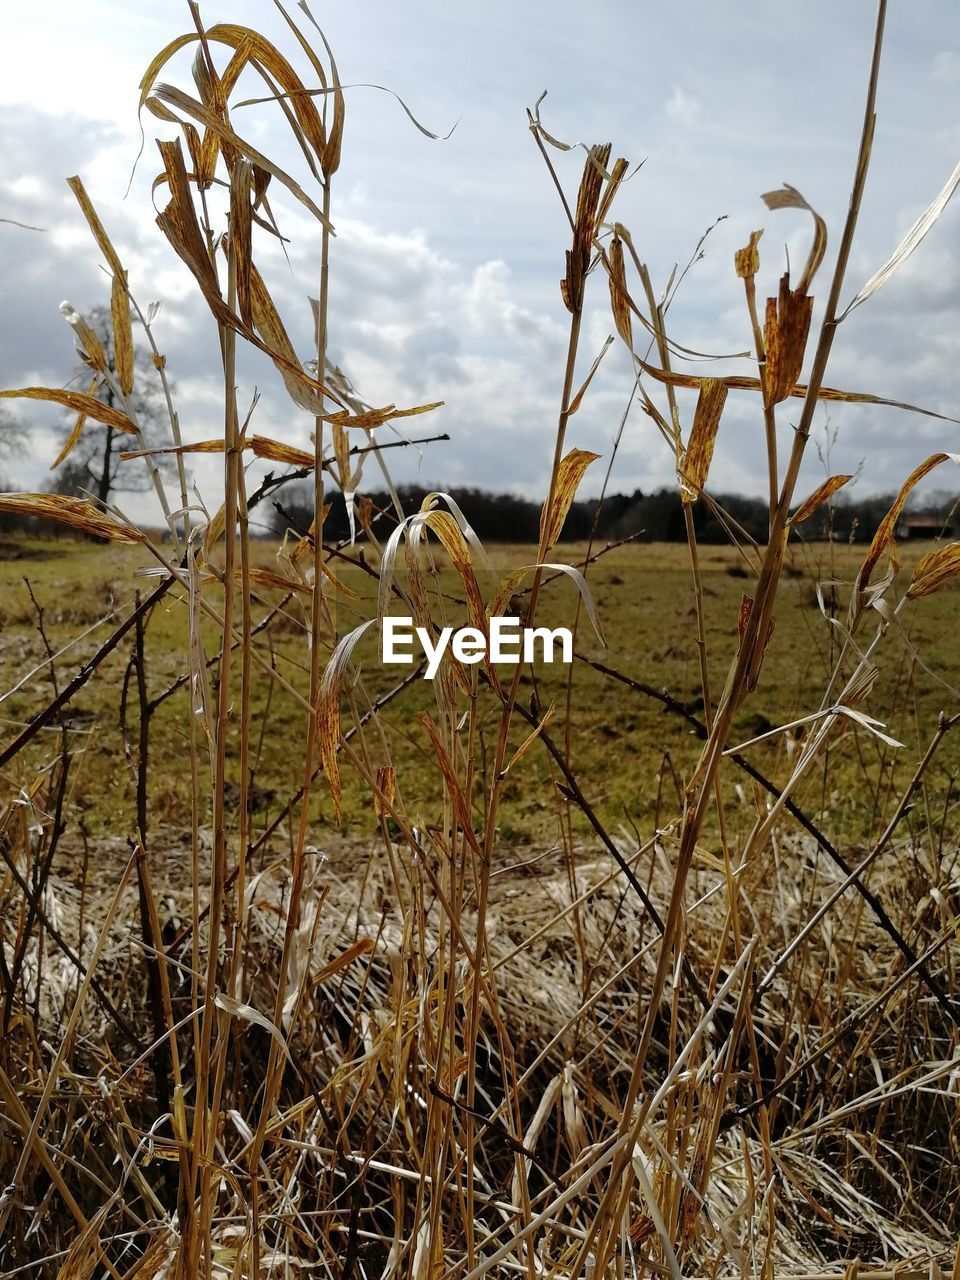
[931,50,960,83]
[2,1,960,521]
[663,88,701,126]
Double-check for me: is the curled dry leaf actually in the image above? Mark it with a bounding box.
[907,542,960,599]
[214,993,294,1068]
[154,137,337,416]
[324,401,444,430]
[421,508,487,633]
[761,184,826,295]
[735,229,763,281]
[60,302,108,374]
[490,562,605,647]
[855,452,960,598]
[332,421,350,488]
[562,143,611,314]
[596,156,629,231]
[155,137,230,322]
[151,82,333,231]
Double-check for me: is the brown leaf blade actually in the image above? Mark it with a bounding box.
[680,379,727,503]
[66,176,125,278]
[374,765,396,821]
[50,376,99,469]
[608,231,633,348]
[907,542,960,599]
[0,388,137,435]
[540,449,600,550]
[856,453,957,596]
[735,229,763,280]
[111,274,135,397]
[763,274,813,407]
[0,494,145,542]
[789,474,853,525]
[761,184,826,294]
[249,435,315,467]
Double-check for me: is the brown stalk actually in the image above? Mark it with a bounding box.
[578,4,890,1274]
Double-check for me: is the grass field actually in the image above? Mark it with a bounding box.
[2,532,956,852]
[3,4,960,1271]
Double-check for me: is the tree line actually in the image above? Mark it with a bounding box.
[270,482,958,546]
[1,304,955,545]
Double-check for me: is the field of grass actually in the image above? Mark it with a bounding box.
[3,3,960,1274]
[2,533,956,853]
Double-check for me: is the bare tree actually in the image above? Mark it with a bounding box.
[0,408,27,475]
[50,305,175,510]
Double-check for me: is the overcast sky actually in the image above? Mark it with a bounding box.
[2,0,959,527]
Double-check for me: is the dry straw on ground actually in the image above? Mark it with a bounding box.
[1,1,960,1277]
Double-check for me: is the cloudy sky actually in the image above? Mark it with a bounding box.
[2,0,959,528]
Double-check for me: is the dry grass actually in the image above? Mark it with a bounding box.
[1,2,960,1277]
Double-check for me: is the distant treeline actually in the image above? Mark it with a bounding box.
[1,477,954,544]
[272,483,958,545]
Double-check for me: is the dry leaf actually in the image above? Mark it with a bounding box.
[318,620,375,822]
[59,303,108,374]
[540,448,600,550]
[66,176,125,277]
[0,494,144,542]
[907,542,960,598]
[761,184,826,295]
[562,143,611,314]
[0,388,137,435]
[790,474,853,524]
[735,229,763,280]
[762,273,813,407]
[856,453,960,597]
[374,765,396,820]
[608,231,633,348]
[840,159,960,321]
[680,379,727,503]
[50,376,98,469]
[110,274,135,397]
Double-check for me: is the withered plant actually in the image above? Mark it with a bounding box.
[2,2,960,1277]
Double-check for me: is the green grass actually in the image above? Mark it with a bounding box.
[2,532,956,853]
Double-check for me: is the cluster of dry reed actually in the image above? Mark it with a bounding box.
[2,2,960,1277]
